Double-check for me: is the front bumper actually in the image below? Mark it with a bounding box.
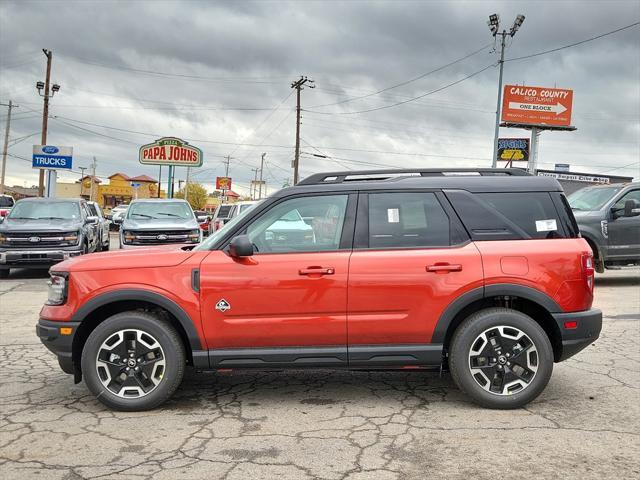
[0,248,83,268]
[553,308,603,361]
[36,318,81,376]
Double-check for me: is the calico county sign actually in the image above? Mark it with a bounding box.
[502,85,573,127]
[139,137,203,167]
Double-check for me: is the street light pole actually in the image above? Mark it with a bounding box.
[79,166,86,198]
[38,50,52,196]
[488,14,525,168]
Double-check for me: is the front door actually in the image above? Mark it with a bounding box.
[199,193,355,367]
[608,188,640,259]
[347,191,484,366]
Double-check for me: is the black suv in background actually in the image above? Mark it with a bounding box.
[0,198,99,278]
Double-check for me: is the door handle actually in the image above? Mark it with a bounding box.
[299,266,335,276]
[426,263,462,273]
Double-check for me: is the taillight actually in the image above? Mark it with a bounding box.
[214,220,223,231]
[581,253,595,293]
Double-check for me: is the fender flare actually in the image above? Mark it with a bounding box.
[431,284,562,344]
[71,289,202,351]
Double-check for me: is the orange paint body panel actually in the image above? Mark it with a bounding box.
[347,243,484,344]
[475,238,594,312]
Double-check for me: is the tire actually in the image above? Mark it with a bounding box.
[95,238,102,252]
[0,269,9,279]
[102,237,110,251]
[449,308,553,409]
[81,311,186,411]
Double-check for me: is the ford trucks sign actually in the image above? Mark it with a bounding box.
[32,145,73,170]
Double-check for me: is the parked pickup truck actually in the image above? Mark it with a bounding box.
[568,182,640,272]
[0,197,99,278]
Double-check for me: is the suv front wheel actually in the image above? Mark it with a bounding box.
[81,311,186,411]
[449,308,553,409]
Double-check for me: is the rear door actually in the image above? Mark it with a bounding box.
[347,191,483,366]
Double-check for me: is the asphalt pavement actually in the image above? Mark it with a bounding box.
[0,239,638,479]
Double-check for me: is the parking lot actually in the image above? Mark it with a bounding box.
[0,244,638,479]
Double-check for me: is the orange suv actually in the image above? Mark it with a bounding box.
[36,169,602,411]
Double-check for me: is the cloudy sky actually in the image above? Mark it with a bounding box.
[1,0,638,195]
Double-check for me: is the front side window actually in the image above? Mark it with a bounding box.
[127,202,194,220]
[613,190,640,210]
[246,195,348,253]
[368,192,450,248]
[8,201,81,220]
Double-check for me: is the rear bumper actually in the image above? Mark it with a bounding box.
[553,309,603,361]
[36,319,80,375]
[0,248,83,268]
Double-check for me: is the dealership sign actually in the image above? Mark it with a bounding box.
[32,145,73,170]
[216,176,232,191]
[502,85,573,126]
[139,137,203,167]
[497,138,529,162]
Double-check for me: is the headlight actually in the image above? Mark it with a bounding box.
[0,233,6,246]
[62,232,79,245]
[188,229,200,242]
[46,273,68,306]
[122,231,135,244]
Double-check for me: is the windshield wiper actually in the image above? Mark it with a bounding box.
[131,213,156,219]
[8,216,36,220]
[39,217,66,220]
[156,212,182,217]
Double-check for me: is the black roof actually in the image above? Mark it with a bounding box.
[276,168,563,197]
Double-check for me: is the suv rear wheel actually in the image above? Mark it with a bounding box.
[449,308,553,409]
[81,311,186,411]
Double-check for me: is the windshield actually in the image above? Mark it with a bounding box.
[127,202,194,220]
[568,186,622,211]
[8,201,81,220]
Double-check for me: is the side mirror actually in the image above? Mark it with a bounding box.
[86,216,99,225]
[229,235,254,258]
[113,216,123,225]
[624,199,640,217]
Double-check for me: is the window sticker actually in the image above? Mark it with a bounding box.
[387,208,400,223]
[535,219,557,232]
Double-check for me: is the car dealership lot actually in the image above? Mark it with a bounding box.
[0,266,638,480]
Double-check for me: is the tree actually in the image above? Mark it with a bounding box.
[175,183,208,210]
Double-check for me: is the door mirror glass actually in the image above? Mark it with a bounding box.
[86,216,99,224]
[624,199,640,217]
[229,235,254,258]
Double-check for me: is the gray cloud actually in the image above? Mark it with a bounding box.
[1,0,638,194]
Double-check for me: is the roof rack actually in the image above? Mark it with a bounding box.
[297,168,530,185]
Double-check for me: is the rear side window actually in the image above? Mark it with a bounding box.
[88,204,98,216]
[0,196,14,207]
[368,192,450,248]
[477,192,566,239]
[216,205,234,218]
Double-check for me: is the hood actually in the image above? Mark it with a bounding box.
[572,209,601,219]
[0,217,82,232]
[121,217,199,231]
[54,244,198,272]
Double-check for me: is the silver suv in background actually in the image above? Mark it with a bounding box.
[119,199,202,248]
[568,182,640,272]
[209,200,259,232]
[87,201,111,251]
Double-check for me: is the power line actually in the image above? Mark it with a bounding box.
[309,43,492,109]
[506,21,640,62]
[306,63,495,115]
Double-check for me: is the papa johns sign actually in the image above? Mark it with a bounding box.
[139,137,203,167]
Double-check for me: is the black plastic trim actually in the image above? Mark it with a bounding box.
[552,309,603,361]
[36,319,80,374]
[431,287,485,344]
[192,350,210,369]
[70,289,203,350]
[210,346,348,368]
[191,268,200,293]
[484,284,562,312]
[348,344,443,367]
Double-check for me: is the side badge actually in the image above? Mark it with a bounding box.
[600,220,608,239]
[215,299,231,313]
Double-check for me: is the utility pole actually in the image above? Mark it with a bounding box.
[0,100,17,195]
[157,166,162,198]
[184,166,191,204]
[251,167,259,200]
[488,14,525,168]
[78,166,86,198]
[89,156,96,202]
[222,155,232,202]
[291,76,314,185]
[258,152,265,199]
[36,49,60,196]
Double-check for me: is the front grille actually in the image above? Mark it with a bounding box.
[4,231,77,248]
[125,230,194,245]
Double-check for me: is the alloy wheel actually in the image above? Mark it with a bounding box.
[95,329,166,398]
[468,325,539,396]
